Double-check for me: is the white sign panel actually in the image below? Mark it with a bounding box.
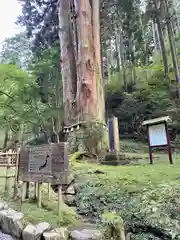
[148,123,167,147]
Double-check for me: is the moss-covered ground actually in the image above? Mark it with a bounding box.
[73,154,180,239]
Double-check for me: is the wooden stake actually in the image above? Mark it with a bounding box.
[36,183,38,199]
[37,183,42,208]
[165,121,173,164]
[4,149,12,197]
[48,183,51,201]
[13,148,20,200]
[26,182,30,199]
[33,182,37,200]
[58,185,63,217]
[21,182,27,202]
[147,126,153,164]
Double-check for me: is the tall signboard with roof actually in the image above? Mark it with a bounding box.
[142,116,173,164]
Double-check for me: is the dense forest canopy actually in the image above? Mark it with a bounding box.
[0,0,180,150]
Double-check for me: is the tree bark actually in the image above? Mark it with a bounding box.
[163,0,180,99]
[3,129,8,149]
[58,0,108,154]
[129,33,136,85]
[92,0,105,121]
[75,0,98,121]
[152,20,158,52]
[155,15,170,84]
[107,40,112,83]
[58,0,77,125]
[115,32,121,72]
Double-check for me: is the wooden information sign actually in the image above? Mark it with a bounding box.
[28,145,52,174]
[142,116,172,164]
[18,142,69,184]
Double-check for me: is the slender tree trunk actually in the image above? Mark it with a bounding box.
[163,0,180,98]
[115,37,120,72]
[155,15,170,84]
[130,34,136,85]
[152,20,158,52]
[107,40,111,83]
[115,26,122,72]
[117,28,127,91]
[170,0,180,34]
[156,22,162,52]
[3,129,8,149]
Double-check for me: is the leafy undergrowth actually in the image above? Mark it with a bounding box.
[120,139,148,153]
[10,189,80,228]
[0,171,80,228]
[73,159,180,239]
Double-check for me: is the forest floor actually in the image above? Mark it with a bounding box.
[73,161,180,239]
[0,139,179,239]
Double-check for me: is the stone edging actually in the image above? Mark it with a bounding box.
[0,200,101,240]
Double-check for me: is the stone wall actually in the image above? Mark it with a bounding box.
[0,200,102,240]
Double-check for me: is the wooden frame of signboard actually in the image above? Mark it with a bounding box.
[18,142,69,216]
[142,116,173,164]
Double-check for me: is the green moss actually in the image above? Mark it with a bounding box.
[70,151,84,162]
[74,155,180,238]
[101,212,125,240]
[1,180,80,228]
[68,122,108,155]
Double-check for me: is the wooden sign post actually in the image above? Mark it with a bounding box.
[142,116,173,164]
[18,142,69,216]
[108,117,120,153]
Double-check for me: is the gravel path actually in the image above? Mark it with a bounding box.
[0,232,13,240]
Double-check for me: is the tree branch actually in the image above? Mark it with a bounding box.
[2,103,17,113]
[0,90,15,101]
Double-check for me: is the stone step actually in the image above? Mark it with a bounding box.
[0,232,13,240]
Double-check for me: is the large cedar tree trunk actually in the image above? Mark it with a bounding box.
[58,0,77,125]
[92,0,105,122]
[58,0,108,154]
[75,0,97,121]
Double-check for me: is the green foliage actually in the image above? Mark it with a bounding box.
[0,64,36,128]
[17,0,58,55]
[101,212,125,240]
[105,62,175,140]
[0,32,32,68]
[28,45,63,138]
[0,62,60,144]
[68,123,108,155]
[74,160,180,239]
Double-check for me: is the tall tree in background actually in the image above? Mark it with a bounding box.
[163,0,180,99]
[0,32,32,69]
